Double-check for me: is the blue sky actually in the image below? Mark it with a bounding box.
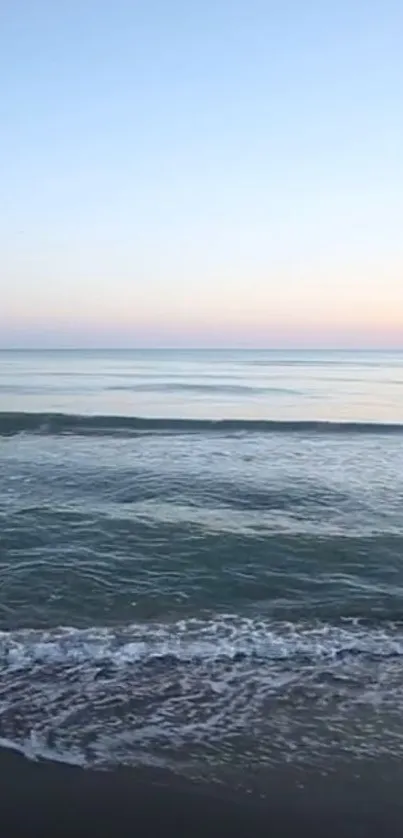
[1,0,402,347]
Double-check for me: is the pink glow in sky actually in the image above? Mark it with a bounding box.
[1,1,402,348]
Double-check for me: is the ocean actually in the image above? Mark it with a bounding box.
[1,348,403,794]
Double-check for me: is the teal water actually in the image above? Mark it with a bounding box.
[1,349,403,787]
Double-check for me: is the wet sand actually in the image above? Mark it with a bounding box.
[1,748,403,837]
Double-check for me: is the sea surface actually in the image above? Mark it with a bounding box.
[1,349,403,791]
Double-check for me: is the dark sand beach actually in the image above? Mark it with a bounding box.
[1,748,403,838]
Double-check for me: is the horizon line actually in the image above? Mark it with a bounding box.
[1,346,402,353]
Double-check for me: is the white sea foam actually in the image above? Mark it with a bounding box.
[0,734,86,766]
[1,616,403,671]
[2,616,403,776]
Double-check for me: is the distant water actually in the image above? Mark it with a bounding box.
[1,348,403,422]
[1,349,403,789]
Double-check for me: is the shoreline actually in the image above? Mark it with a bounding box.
[1,748,403,837]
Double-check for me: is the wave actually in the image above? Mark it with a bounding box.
[105,383,299,395]
[2,616,403,774]
[1,411,402,437]
[2,617,403,671]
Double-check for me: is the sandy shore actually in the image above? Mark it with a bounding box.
[1,748,403,837]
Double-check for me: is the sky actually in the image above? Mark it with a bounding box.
[1,0,402,348]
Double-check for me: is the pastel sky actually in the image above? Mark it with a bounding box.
[1,0,402,348]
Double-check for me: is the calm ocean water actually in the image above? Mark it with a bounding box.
[1,349,403,788]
